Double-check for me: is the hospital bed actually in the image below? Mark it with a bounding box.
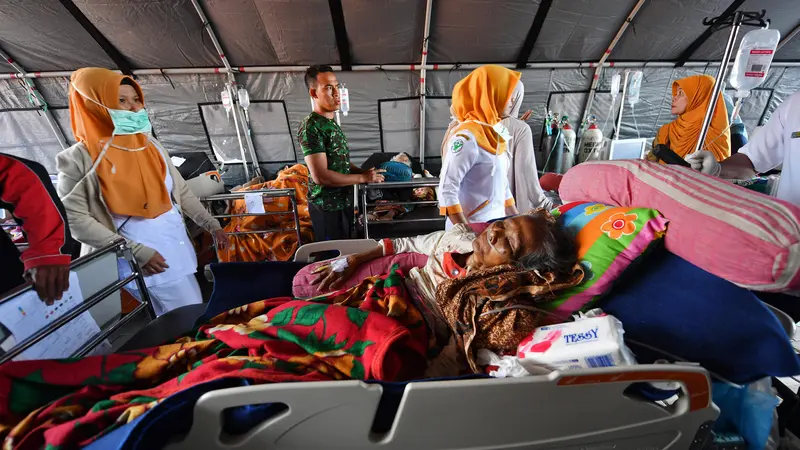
[105,239,723,450]
[358,179,444,239]
[0,239,155,363]
[200,188,303,251]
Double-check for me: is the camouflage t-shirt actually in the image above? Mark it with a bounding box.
[298,112,352,211]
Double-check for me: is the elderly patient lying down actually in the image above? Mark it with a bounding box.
[312,210,584,374]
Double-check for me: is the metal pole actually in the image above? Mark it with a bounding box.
[614,70,631,140]
[578,0,647,136]
[227,85,251,179]
[189,0,260,179]
[693,12,743,155]
[120,242,156,320]
[289,192,302,247]
[418,0,434,170]
[0,48,69,149]
[361,186,370,239]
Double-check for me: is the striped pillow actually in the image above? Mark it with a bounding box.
[559,160,800,293]
[547,202,668,317]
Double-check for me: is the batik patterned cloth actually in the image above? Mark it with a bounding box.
[436,264,584,373]
[218,164,315,262]
[0,265,426,450]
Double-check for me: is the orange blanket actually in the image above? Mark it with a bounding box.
[218,164,314,262]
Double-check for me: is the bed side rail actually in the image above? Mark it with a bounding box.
[0,239,155,364]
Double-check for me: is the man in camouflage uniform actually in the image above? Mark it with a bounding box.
[299,65,384,241]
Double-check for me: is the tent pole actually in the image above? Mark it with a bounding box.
[577,0,647,138]
[0,48,69,150]
[778,22,800,50]
[5,61,800,80]
[189,0,261,179]
[418,0,434,170]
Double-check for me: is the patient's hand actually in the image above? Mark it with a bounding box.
[312,255,360,293]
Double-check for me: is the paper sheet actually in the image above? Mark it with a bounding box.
[244,193,266,214]
[170,156,186,167]
[0,272,104,361]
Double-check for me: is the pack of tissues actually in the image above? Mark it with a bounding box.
[516,311,636,374]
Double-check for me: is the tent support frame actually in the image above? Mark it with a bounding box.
[0,47,69,150]
[418,0,434,169]
[189,0,261,179]
[577,0,647,137]
[4,61,800,80]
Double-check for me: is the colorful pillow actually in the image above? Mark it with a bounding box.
[292,253,428,298]
[546,201,669,318]
[559,160,800,293]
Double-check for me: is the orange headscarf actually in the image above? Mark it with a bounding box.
[448,65,521,155]
[655,74,731,161]
[69,67,170,219]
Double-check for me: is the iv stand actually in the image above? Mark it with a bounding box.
[693,10,768,155]
[613,70,632,141]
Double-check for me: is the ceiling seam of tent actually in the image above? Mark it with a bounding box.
[328,0,353,70]
[0,46,69,149]
[57,0,134,76]
[674,0,746,68]
[515,0,554,69]
[577,0,647,136]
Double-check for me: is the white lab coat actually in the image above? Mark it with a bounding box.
[439,130,514,229]
[502,117,553,212]
[113,152,202,315]
[739,92,800,206]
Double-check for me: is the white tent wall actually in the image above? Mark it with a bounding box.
[2,65,800,183]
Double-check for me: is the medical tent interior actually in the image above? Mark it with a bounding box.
[1,0,799,187]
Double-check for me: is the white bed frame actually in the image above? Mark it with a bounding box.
[167,240,719,449]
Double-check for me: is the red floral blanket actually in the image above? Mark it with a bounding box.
[0,265,426,450]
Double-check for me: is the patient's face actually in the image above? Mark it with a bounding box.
[392,153,412,166]
[671,87,689,115]
[471,215,545,269]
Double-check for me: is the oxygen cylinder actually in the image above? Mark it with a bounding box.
[544,122,565,174]
[578,122,607,163]
[561,116,576,172]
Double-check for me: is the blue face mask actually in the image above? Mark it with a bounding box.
[107,108,152,135]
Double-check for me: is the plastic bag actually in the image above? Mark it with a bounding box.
[712,378,780,450]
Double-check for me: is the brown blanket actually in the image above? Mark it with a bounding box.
[436,264,584,373]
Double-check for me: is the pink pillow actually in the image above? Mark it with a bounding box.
[293,252,429,298]
[560,160,800,293]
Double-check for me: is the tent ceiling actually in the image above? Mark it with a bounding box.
[529,0,638,62]
[611,0,733,61]
[0,0,114,71]
[0,0,797,73]
[691,0,800,61]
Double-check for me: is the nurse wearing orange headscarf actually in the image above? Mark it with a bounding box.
[439,65,520,229]
[56,68,228,316]
[649,74,731,162]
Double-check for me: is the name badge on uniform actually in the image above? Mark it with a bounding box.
[791,131,800,139]
[492,122,512,142]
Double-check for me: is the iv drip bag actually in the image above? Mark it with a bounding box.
[237,88,251,110]
[610,73,621,99]
[339,86,350,116]
[729,28,780,98]
[627,71,643,106]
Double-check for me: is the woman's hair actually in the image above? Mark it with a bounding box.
[120,78,136,87]
[516,211,577,276]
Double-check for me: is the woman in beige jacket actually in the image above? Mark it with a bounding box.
[56,68,228,316]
